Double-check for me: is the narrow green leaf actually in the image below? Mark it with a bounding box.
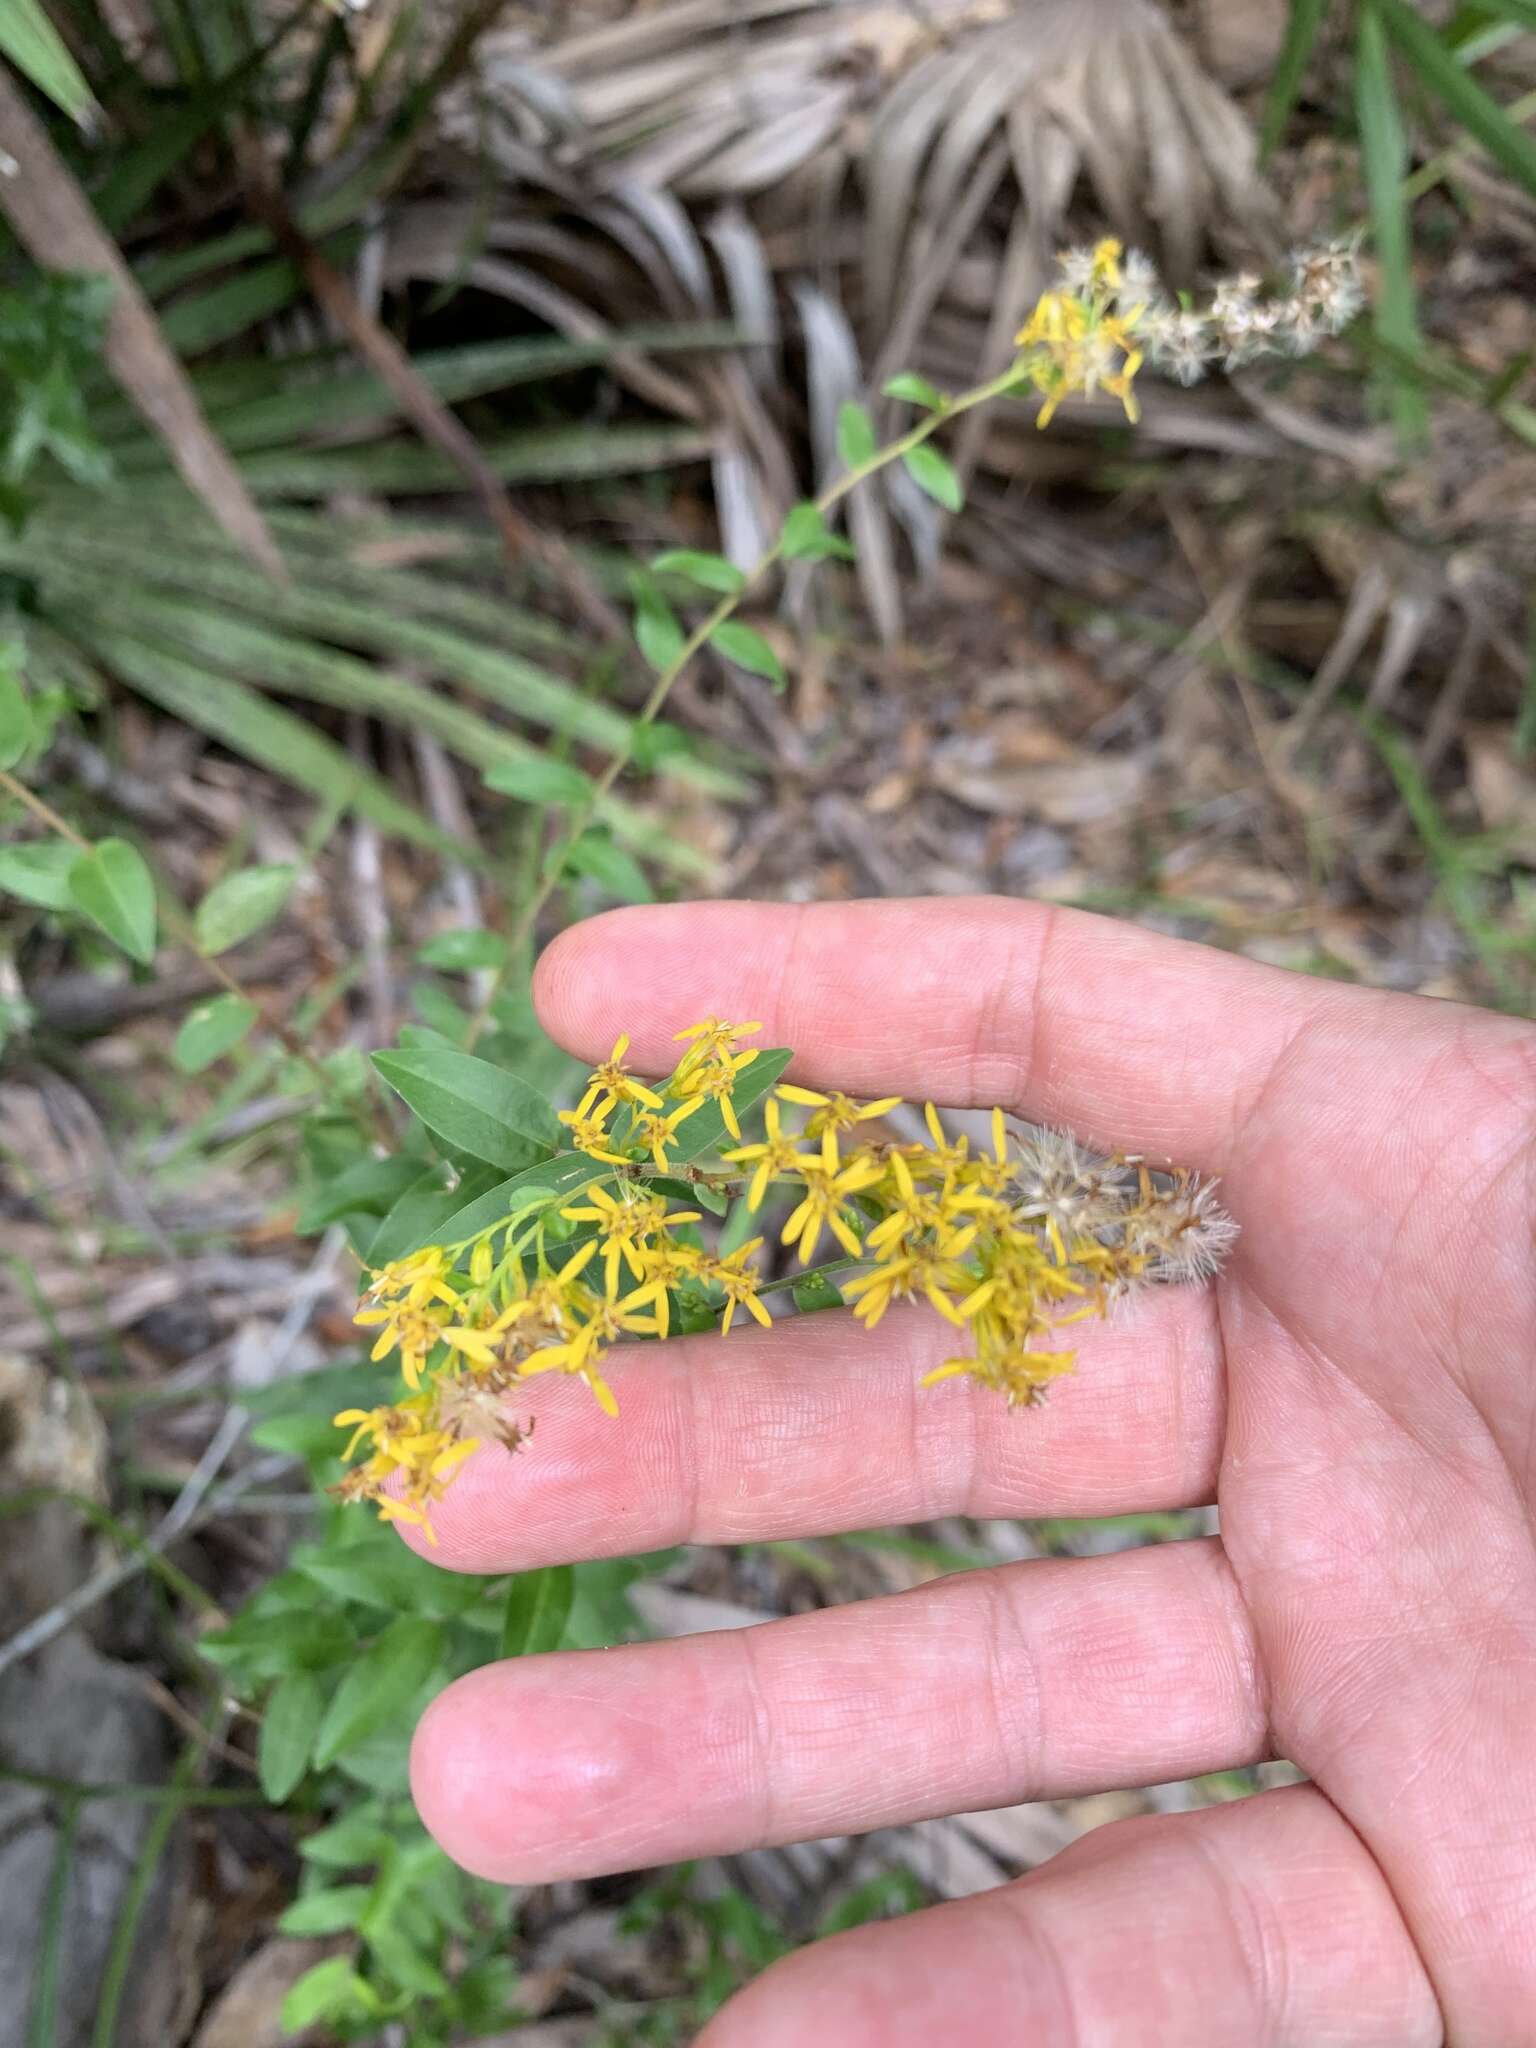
[564,833,653,904]
[312,1617,444,1771]
[193,863,297,954]
[632,579,686,673]
[1373,0,1536,195]
[279,1884,372,1937]
[0,668,30,768]
[652,549,746,594]
[501,1565,575,1658]
[280,1957,376,2033]
[67,839,156,964]
[901,444,964,513]
[297,1155,422,1235]
[837,401,878,469]
[1356,8,1430,446]
[299,1542,481,1618]
[0,841,74,911]
[372,1048,561,1164]
[708,621,785,687]
[297,1812,394,1868]
[172,994,258,1073]
[364,1164,502,1265]
[780,502,857,563]
[882,373,947,409]
[258,1671,324,1802]
[416,927,510,970]
[484,757,592,805]
[0,0,95,122]
[1261,0,1332,160]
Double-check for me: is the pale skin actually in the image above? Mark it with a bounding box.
[404,898,1536,2047]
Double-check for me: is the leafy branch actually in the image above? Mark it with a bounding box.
[463,359,1029,1048]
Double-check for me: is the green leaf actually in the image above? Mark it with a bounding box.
[882,373,947,409]
[427,1153,605,1247]
[501,1564,575,1658]
[279,1884,372,1937]
[1356,8,1430,446]
[0,667,30,769]
[280,1957,376,2033]
[564,833,653,904]
[902,444,964,513]
[793,1268,847,1312]
[172,993,258,1073]
[298,1811,395,1869]
[258,1671,324,1802]
[1373,0,1536,195]
[837,400,877,469]
[200,1611,357,1682]
[67,839,157,964]
[372,1048,561,1165]
[365,1164,503,1266]
[708,621,785,687]
[0,841,76,911]
[651,549,746,594]
[0,0,95,123]
[296,1155,424,1234]
[632,578,686,673]
[298,1540,482,1618]
[484,756,592,805]
[779,502,857,563]
[1261,0,1332,159]
[194,863,297,954]
[416,926,511,970]
[312,1617,444,1771]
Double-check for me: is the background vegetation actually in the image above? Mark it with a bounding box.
[0,1,1532,2043]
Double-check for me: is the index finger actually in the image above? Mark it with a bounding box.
[533,896,1371,1173]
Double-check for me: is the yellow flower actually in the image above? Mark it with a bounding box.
[631,1094,705,1169]
[722,1098,820,1209]
[586,1033,664,1113]
[559,1184,700,1294]
[700,1238,772,1334]
[672,1016,762,1067]
[361,1247,457,1312]
[780,1131,884,1261]
[841,1245,988,1330]
[557,1089,633,1165]
[520,1272,666,1416]
[672,1048,758,1139]
[922,1343,1077,1408]
[775,1085,903,1141]
[352,1299,450,1389]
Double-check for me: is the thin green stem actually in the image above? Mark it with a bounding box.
[463,364,1030,1049]
[0,1765,263,1808]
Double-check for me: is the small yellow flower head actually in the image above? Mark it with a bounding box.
[587,1033,665,1113]
[722,1097,820,1210]
[775,1085,903,1141]
[699,1238,772,1335]
[557,1090,633,1165]
[631,1094,705,1170]
[672,1048,759,1139]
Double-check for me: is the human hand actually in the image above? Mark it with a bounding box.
[407,898,1536,2046]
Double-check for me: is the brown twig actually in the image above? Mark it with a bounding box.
[0,66,284,581]
[237,152,625,641]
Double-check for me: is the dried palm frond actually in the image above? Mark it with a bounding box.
[439,0,1280,633]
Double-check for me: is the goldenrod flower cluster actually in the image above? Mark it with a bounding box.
[335,1021,1236,1536]
[1014,235,1364,425]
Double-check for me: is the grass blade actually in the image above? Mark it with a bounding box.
[0,0,95,123]
[1261,0,1332,160]
[1356,5,1430,446]
[65,622,466,861]
[1373,0,1536,195]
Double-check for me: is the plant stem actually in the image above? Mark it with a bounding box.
[462,363,1030,1049]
